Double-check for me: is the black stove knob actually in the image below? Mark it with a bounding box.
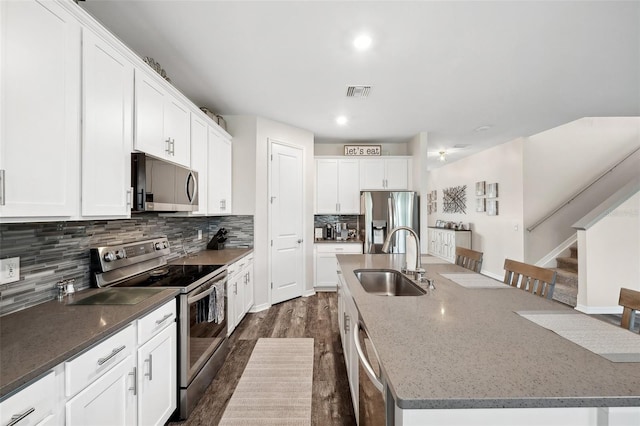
[103,251,116,262]
[115,250,126,259]
[155,242,163,250]
[162,241,168,249]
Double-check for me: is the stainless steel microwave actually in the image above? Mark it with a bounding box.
[131,153,198,212]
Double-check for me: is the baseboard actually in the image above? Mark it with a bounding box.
[313,286,337,292]
[575,304,623,315]
[536,234,578,268]
[302,289,316,297]
[248,302,271,313]
[482,270,503,281]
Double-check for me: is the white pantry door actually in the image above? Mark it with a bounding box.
[270,141,304,305]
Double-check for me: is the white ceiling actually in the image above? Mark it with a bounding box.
[81,0,639,169]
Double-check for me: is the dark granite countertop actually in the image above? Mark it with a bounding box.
[169,248,253,266]
[337,254,640,410]
[0,287,179,399]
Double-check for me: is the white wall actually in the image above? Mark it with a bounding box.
[408,132,429,250]
[225,115,315,310]
[577,192,640,313]
[523,117,640,263]
[427,138,525,278]
[255,117,316,306]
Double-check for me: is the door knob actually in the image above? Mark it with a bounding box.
[297,239,303,244]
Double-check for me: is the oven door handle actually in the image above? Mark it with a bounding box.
[187,274,227,304]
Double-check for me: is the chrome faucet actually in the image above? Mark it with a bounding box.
[381,226,425,281]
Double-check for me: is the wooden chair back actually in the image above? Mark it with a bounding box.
[503,259,557,299]
[455,247,483,273]
[618,288,640,332]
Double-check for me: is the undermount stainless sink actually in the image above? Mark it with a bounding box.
[354,269,426,296]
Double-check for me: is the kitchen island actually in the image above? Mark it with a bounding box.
[337,254,640,425]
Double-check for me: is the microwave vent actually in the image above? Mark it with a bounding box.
[346,85,371,98]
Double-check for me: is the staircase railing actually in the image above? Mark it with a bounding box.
[526,146,640,233]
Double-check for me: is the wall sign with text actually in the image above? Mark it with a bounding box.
[344,145,381,156]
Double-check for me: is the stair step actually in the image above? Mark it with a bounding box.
[556,256,578,273]
[552,282,577,307]
[569,245,578,259]
[552,268,578,287]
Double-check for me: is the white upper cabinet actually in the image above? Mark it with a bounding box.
[315,159,360,214]
[360,158,409,190]
[190,114,208,215]
[208,127,232,215]
[134,69,190,167]
[0,0,81,218]
[81,28,133,217]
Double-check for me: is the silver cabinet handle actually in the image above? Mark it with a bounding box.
[97,345,126,366]
[353,321,384,393]
[170,138,175,155]
[234,282,237,295]
[145,354,153,381]
[155,313,172,325]
[126,188,132,208]
[165,138,172,154]
[0,169,5,206]
[7,407,35,426]
[129,367,137,396]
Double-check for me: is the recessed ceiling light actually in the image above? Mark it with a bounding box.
[353,34,372,50]
[336,116,348,126]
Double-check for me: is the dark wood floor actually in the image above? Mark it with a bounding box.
[169,292,357,426]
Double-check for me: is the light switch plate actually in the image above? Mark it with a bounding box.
[0,257,20,284]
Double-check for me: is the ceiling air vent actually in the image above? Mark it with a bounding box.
[453,144,470,149]
[346,85,371,98]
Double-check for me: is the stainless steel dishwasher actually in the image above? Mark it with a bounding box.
[354,319,388,426]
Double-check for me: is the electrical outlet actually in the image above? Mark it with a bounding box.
[197,230,203,240]
[0,257,20,284]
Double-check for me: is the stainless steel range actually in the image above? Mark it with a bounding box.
[91,237,228,420]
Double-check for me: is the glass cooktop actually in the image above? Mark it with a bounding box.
[112,264,225,289]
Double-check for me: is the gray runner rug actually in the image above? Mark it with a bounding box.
[219,338,314,425]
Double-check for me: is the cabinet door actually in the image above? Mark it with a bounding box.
[243,263,254,314]
[234,273,245,328]
[316,159,338,214]
[137,323,177,426]
[315,252,339,288]
[208,129,232,214]
[359,159,386,190]
[190,115,208,215]
[344,290,359,416]
[0,0,80,218]
[337,159,360,213]
[81,29,133,217]
[227,279,236,336]
[0,371,56,426]
[134,70,166,159]
[66,355,136,426]
[385,158,408,190]
[163,94,190,167]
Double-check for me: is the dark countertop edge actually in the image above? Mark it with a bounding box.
[395,396,640,410]
[314,239,363,244]
[0,288,180,399]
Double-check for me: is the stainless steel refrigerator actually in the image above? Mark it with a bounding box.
[360,191,420,254]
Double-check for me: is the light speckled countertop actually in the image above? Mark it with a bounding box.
[169,248,253,266]
[337,254,640,410]
[0,287,179,398]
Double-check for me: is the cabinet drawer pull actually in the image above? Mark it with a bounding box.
[145,354,153,381]
[155,313,173,325]
[7,407,35,426]
[129,367,137,396]
[97,345,126,365]
[0,169,5,206]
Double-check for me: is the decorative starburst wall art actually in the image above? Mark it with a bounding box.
[442,185,467,214]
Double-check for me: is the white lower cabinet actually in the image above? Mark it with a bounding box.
[314,244,363,290]
[137,323,177,426]
[65,355,137,426]
[337,268,359,418]
[427,228,472,263]
[227,254,254,335]
[0,370,60,426]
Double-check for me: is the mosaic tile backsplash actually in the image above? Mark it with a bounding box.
[0,214,253,316]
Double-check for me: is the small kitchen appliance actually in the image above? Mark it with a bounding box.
[91,237,227,420]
